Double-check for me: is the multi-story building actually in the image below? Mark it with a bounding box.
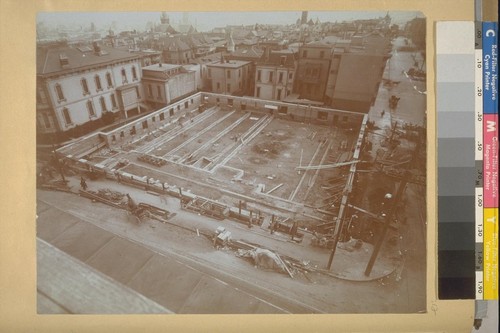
[254,50,296,101]
[205,60,252,96]
[225,46,264,96]
[324,38,390,113]
[36,42,145,142]
[293,42,332,103]
[159,36,194,65]
[141,63,197,109]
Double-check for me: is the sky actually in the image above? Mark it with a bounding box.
[37,11,424,33]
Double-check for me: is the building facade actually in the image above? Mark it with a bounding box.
[254,50,296,101]
[36,42,145,141]
[206,60,252,96]
[141,63,197,109]
[293,42,332,103]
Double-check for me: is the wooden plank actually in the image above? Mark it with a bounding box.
[37,238,171,314]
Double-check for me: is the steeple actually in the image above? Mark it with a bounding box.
[160,12,170,25]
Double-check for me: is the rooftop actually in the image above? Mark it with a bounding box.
[37,44,140,76]
[142,63,182,72]
[206,60,252,68]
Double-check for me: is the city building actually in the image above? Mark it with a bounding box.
[159,36,193,64]
[36,42,145,142]
[324,38,390,113]
[254,50,296,101]
[205,60,252,96]
[293,42,333,103]
[141,63,197,109]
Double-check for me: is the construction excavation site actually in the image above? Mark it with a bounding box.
[58,93,366,232]
[37,91,429,314]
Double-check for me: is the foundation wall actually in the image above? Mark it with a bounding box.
[201,92,364,128]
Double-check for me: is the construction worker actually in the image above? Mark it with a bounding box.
[80,177,88,191]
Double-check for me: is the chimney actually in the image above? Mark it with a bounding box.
[59,53,69,67]
[93,41,101,54]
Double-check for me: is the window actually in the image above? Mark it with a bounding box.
[37,88,48,104]
[169,108,174,116]
[157,86,162,99]
[55,84,65,101]
[277,89,282,100]
[226,83,231,92]
[121,68,128,83]
[302,50,307,58]
[132,66,138,81]
[152,116,156,122]
[81,78,90,95]
[216,82,221,90]
[256,87,260,97]
[62,107,71,125]
[278,72,283,83]
[208,68,212,78]
[100,97,107,112]
[135,86,141,99]
[142,120,148,129]
[269,72,273,83]
[106,72,113,88]
[184,101,189,108]
[112,135,116,142]
[87,100,96,117]
[130,126,136,135]
[95,75,102,91]
[177,105,180,111]
[226,70,231,79]
[120,131,124,138]
[148,84,153,98]
[280,56,286,66]
[286,89,290,96]
[110,93,117,109]
[319,50,325,59]
[257,70,262,82]
[288,72,293,80]
[42,113,51,129]
[318,111,328,120]
[159,112,165,121]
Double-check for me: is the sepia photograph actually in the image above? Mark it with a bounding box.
[35,10,427,314]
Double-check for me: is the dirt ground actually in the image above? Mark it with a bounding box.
[89,107,361,225]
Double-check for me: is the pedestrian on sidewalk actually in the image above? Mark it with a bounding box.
[80,177,88,191]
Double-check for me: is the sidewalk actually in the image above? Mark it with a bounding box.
[59,173,398,282]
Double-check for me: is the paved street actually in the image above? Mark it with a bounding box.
[37,167,426,314]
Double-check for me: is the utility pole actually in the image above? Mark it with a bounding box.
[52,143,66,183]
[327,191,350,270]
[364,171,409,276]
